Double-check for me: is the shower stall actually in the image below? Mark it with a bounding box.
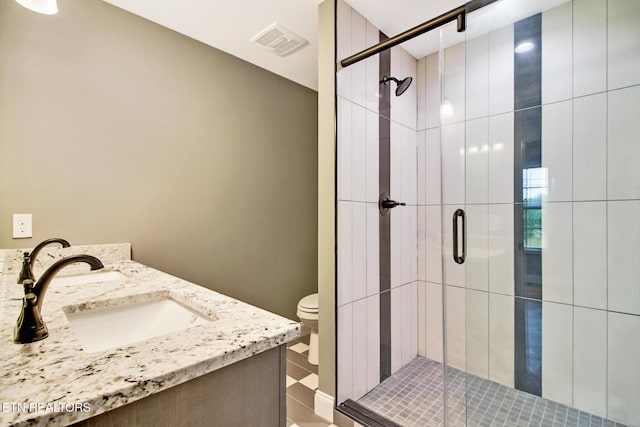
[334,0,640,425]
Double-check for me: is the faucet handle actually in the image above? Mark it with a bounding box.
[22,279,35,295]
[17,254,35,285]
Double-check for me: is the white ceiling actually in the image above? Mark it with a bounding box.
[100,0,569,92]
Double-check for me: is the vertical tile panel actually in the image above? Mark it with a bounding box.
[573,202,607,310]
[409,282,418,360]
[466,204,489,292]
[390,122,403,204]
[403,127,418,205]
[466,117,489,204]
[351,103,367,202]
[417,58,427,131]
[608,0,640,90]
[401,207,412,286]
[407,206,418,284]
[489,293,514,387]
[366,203,380,297]
[442,122,465,206]
[573,93,606,201]
[466,34,489,120]
[390,287,402,373]
[352,203,367,301]
[425,128,442,205]
[608,200,640,315]
[515,298,542,395]
[352,298,368,400]
[418,281,427,357]
[541,2,573,104]
[573,0,607,97]
[402,49,418,131]
[418,206,427,282]
[390,203,402,289]
[365,22,380,113]
[542,301,573,406]
[350,10,367,107]
[366,294,381,391]
[608,311,640,426]
[337,303,353,402]
[488,25,514,116]
[338,201,353,306]
[514,14,542,110]
[488,112,514,204]
[542,202,573,304]
[445,285,466,371]
[401,284,414,366]
[608,86,640,200]
[417,130,426,206]
[443,43,466,126]
[337,97,352,201]
[365,110,380,204]
[425,206,443,284]
[336,0,352,101]
[466,289,489,379]
[573,306,607,418]
[542,100,573,203]
[488,204,514,296]
[426,282,444,363]
[425,53,441,129]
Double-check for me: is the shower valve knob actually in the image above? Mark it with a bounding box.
[381,199,406,209]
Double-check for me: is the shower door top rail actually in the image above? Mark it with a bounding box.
[339,0,499,68]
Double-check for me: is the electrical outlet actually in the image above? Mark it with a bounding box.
[13,214,32,239]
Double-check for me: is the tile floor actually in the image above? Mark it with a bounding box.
[357,357,630,427]
[286,334,356,427]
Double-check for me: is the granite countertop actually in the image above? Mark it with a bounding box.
[0,244,300,426]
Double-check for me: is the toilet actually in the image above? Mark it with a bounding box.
[296,293,319,365]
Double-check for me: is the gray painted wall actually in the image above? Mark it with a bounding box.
[0,0,318,320]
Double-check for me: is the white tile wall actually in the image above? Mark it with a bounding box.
[418,282,427,357]
[466,118,489,204]
[573,306,607,418]
[542,301,573,407]
[489,293,514,387]
[417,58,427,131]
[351,10,367,108]
[390,201,402,289]
[417,206,427,282]
[391,287,402,374]
[542,2,573,104]
[402,282,418,366]
[466,289,489,379]
[608,86,640,200]
[338,201,353,306]
[488,113,514,204]
[608,200,640,315]
[488,204,514,296]
[352,202,367,302]
[573,202,607,310]
[425,206,443,284]
[466,34,489,120]
[542,202,573,304]
[417,130,426,206]
[337,303,353,403]
[573,0,607,97]
[608,311,640,426]
[466,204,489,292]
[352,298,368,399]
[445,285,466,371]
[366,203,380,297]
[352,104,367,202]
[337,97,352,200]
[425,128,442,205]
[573,93,606,201]
[366,295,381,391]
[425,54,441,129]
[365,22,380,113]
[542,100,573,203]
[488,25,514,116]
[426,282,444,363]
[442,122,465,206]
[607,0,640,90]
[366,110,380,203]
[443,43,466,125]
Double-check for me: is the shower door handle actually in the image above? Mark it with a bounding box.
[452,209,466,264]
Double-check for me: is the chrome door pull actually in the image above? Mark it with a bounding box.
[452,208,466,264]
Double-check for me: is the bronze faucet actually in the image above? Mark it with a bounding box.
[17,238,71,284]
[14,255,104,344]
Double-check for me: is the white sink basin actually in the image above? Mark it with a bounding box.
[52,270,126,286]
[65,295,211,352]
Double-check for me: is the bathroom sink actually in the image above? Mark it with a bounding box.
[65,295,211,352]
[51,270,126,286]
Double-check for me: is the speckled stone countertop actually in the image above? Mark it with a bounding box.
[0,244,300,426]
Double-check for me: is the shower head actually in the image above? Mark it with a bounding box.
[381,75,413,96]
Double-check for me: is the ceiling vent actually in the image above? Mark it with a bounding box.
[251,23,309,57]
